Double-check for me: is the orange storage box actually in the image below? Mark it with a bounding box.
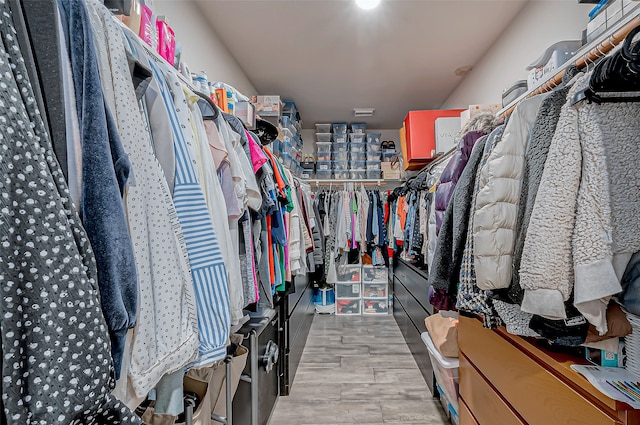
[403,109,464,165]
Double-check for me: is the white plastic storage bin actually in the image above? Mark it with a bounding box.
[366,160,381,170]
[317,151,332,161]
[350,170,366,180]
[366,133,382,144]
[350,160,366,170]
[366,151,381,161]
[316,133,332,143]
[382,151,396,162]
[334,170,349,179]
[315,123,332,133]
[350,152,367,162]
[316,160,332,171]
[363,298,389,315]
[333,142,349,153]
[350,142,366,153]
[333,160,349,171]
[316,142,332,153]
[421,332,460,415]
[366,170,381,180]
[335,264,361,283]
[362,265,387,283]
[282,152,294,170]
[350,123,367,134]
[363,282,387,298]
[437,383,459,425]
[367,142,382,152]
[349,133,366,143]
[333,133,348,143]
[336,299,361,315]
[315,170,332,180]
[334,282,361,299]
[332,123,348,134]
[333,151,349,163]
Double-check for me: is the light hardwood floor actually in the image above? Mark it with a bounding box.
[269,314,449,425]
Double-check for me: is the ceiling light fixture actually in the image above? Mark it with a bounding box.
[355,0,381,10]
[353,108,375,117]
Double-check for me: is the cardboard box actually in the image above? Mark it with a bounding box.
[253,95,282,117]
[383,170,401,180]
[435,117,461,155]
[381,161,398,173]
[235,101,255,129]
[382,161,401,179]
[215,89,228,113]
[460,104,501,130]
[403,109,464,165]
[585,340,625,368]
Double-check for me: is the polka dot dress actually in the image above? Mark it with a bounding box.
[0,0,140,423]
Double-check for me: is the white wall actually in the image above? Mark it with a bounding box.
[153,0,257,96]
[441,0,592,108]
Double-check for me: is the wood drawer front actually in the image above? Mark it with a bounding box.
[460,354,525,425]
[459,397,480,425]
[459,317,620,425]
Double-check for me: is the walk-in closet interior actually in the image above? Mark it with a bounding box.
[3,0,640,424]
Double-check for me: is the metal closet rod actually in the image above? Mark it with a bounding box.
[500,14,640,118]
[309,179,402,187]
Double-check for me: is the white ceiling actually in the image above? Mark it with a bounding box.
[196,0,529,128]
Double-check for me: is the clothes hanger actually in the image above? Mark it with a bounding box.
[571,27,640,105]
[196,91,220,120]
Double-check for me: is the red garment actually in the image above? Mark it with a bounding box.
[398,196,407,230]
[263,147,287,197]
[384,190,390,225]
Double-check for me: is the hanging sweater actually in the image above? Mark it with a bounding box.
[520,73,640,334]
[87,1,199,399]
[0,1,140,420]
[473,94,545,291]
[58,0,138,376]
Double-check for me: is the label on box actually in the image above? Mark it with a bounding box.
[255,95,281,116]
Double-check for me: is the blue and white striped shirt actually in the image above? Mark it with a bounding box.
[148,59,230,368]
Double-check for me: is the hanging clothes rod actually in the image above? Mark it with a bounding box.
[309,179,399,187]
[499,13,640,118]
[403,147,456,186]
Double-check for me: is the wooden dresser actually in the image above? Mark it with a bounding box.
[459,316,640,425]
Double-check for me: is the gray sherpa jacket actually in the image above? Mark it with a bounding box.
[520,73,640,335]
[501,67,582,306]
